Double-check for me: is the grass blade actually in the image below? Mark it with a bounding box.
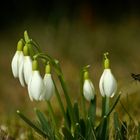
[106,93,121,117]
[114,112,123,140]
[88,97,96,126]
[17,110,48,138]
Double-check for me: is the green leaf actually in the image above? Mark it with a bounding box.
[79,119,86,138]
[73,102,79,123]
[62,127,74,140]
[35,109,55,140]
[16,110,48,139]
[113,112,123,140]
[66,107,71,129]
[96,116,108,140]
[35,109,50,131]
[86,118,96,140]
[106,93,121,117]
[121,121,127,140]
[88,97,96,126]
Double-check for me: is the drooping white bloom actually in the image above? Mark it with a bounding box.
[18,56,32,87]
[11,51,24,78]
[28,70,44,101]
[11,39,24,78]
[18,58,25,87]
[41,73,55,100]
[23,56,32,84]
[99,69,117,98]
[83,79,95,101]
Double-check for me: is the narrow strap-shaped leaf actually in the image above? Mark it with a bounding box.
[62,127,74,140]
[17,110,48,138]
[35,109,56,140]
[73,102,79,123]
[113,112,123,140]
[96,116,109,140]
[86,118,96,140]
[35,109,50,132]
[88,97,96,126]
[106,93,121,117]
[79,119,86,138]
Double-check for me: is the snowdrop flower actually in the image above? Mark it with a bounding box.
[99,52,117,98]
[18,44,32,87]
[28,60,44,101]
[11,39,24,78]
[83,70,95,101]
[41,63,55,100]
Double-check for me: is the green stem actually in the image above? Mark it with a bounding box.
[105,96,110,116]
[105,96,110,140]
[33,53,74,129]
[53,79,69,129]
[46,101,57,128]
[46,101,61,139]
[102,97,106,117]
[80,70,86,120]
[58,75,75,129]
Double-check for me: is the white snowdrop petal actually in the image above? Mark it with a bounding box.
[28,75,34,101]
[19,61,25,87]
[23,56,32,85]
[42,74,55,100]
[11,51,20,78]
[99,69,117,98]
[104,69,117,97]
[99,70,107,97]
[28,71,44,101]
[83,80,95,101]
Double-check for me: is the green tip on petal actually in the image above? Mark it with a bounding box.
[45,62,51,74]
[24,30,30,43]
[17,39,24,51]
[32,59,38,71]
[84,70,89,80]
[23,44,29,56]
[104,52,110,69]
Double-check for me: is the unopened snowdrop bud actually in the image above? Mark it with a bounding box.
[41,63,55,101]
[99,52,117,98]
[11,39,24,78]
[28,60,44,101]
[83,70,95,101]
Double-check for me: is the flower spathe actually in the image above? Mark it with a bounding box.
[28,70,44,101]
[99,52,117,98]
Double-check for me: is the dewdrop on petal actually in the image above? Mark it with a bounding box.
[41,63,55,101]
[83,70,95,101]
[99,52,117,98]
[11,39,24,78]
[28,60,44,101]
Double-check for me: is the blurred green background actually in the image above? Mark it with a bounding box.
[0,0,140,138]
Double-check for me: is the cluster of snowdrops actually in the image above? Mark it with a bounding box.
[11,31,120,140]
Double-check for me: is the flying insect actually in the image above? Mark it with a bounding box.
[131,73,140,81]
